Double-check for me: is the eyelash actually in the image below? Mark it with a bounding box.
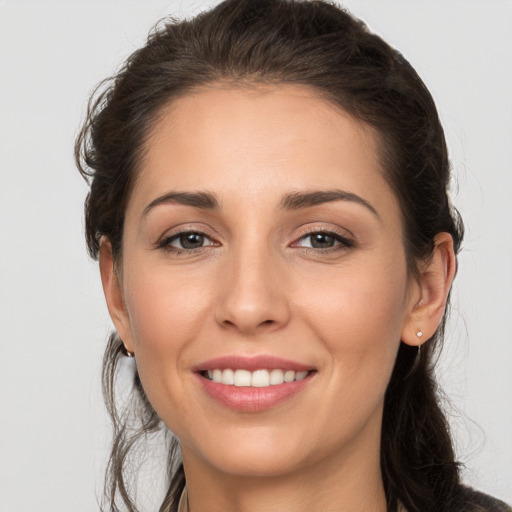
[291,229,354,253]
[157,230,218,255]
[156,228,354,255]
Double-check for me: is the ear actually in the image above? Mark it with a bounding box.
[99,238,135,352]
[401,232,457,346]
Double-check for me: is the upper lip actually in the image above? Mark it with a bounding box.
[193,355,315,373]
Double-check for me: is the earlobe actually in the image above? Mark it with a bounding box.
[99,238,134,352]
[401,232,456,346]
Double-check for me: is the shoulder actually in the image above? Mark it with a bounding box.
[456,487,512,512]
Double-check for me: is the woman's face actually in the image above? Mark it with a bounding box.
[106,85,421,478]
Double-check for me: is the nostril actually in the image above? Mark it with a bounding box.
[221,318,275,329]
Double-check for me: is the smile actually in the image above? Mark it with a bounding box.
[195,356,316,412]
[204,368,310,387]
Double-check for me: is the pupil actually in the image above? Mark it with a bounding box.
[181,233,204,249]
[311,233,334,248]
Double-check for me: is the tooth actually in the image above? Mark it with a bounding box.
[284,370,296,383]
[221,369,235,385]
[269,369,285,385]
[251,369,270,387]
[209,368,308,386]
[234,369,252,387]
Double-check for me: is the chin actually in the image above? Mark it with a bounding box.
[192,446,309,479]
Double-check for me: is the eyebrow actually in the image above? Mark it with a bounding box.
[280,190,380,218]
[143,188,379,219]
[143,191,220,215]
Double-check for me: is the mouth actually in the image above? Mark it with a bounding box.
[200,368,313,387]
[194,356,317,412]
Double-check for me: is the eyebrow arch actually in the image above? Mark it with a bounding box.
[280,189,380,218]
[143,191,220,215]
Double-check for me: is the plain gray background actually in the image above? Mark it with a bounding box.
[0,1,511,510]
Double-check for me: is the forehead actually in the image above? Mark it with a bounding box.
[130,84,396,218]
[146,84,379,168]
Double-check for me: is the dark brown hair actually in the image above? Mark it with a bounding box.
[76,1,467,511]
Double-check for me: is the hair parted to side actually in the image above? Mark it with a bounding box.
[75,1,467,511]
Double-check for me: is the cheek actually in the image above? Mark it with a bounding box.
[289,260,408,446]
[121,264,214,416]
[298,257,408,377]
[120,271,216,440]
[124,264,211,350]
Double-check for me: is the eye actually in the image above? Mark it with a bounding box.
[294,231,353,250]
[159,231,216,252]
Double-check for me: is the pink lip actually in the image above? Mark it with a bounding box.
[193,355,313,372]
[196,373,314,412]
[193,355,316,412]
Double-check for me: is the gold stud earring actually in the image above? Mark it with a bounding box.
[121,344,134,357]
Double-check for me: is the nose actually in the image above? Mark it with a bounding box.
[215,246,291,334]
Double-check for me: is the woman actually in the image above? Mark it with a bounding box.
[75,1,511,511]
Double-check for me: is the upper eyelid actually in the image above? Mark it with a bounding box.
[293,224,354,240]
[154,223,354,246]
[157,225,219,242]
[294,232,352,245]
[165,230,216,243]
[155,229,218,252]
[291,222,356,245]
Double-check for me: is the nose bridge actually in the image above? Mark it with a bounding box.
[216,232,289,333]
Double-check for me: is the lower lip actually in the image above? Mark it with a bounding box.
[196,373,314,412]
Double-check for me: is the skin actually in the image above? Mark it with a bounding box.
[100,85,456,512]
